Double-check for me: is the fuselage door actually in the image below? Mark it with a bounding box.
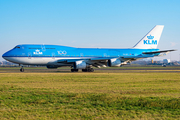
[103,53,107,57]
[41,45,46,51]
[80,53,83,57]
[52,53,55,59]
[28,52,32,59]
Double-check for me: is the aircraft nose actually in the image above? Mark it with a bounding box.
[2,52,7,58]
[2,51,11,61]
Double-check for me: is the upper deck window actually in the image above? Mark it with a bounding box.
[46,48,55,49]
[29,48,42,49]
[28,48,55,49]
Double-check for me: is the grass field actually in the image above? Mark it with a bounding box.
[1,65,180,70]
[0,72,180,119]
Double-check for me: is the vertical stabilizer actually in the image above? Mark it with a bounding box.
[133,25,164,49]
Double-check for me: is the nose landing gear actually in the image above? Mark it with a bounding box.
[20,66,24,72]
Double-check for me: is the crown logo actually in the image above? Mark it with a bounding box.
[36,49,40,52]
[147,35,154,39]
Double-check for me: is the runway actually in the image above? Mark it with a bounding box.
[1,66,180,73]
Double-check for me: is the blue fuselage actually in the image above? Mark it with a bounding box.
[3,44,159,58]
[2,44,159,66]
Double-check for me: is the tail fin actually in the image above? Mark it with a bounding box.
[133,25,164,49]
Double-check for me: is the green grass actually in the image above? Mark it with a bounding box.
[1,65,180,70]
[0,73,180,119]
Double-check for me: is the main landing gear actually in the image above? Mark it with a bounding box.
[20,66,24,72]
[71,69,78,72]
[71,68,94,72]
[82,68,94,72]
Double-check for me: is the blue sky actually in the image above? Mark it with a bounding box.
[0,0,180,61]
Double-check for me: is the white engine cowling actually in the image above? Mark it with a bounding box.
[108,58,121,67]
[73,61,87,69]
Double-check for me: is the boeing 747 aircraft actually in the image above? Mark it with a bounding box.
[2,25,175,72]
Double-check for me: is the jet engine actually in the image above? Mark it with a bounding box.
[73,61,87,69]
[46,65,58,69]
[108,58,121,67]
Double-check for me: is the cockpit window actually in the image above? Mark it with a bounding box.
[14,46,20,49]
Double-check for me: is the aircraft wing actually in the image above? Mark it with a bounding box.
[57,59,84,63]
[57,55,153,63]
[56,55,154,68]
[57,57,114,63]
[57,57,115,68]
[56,49,176,66]
[142,49,176,54]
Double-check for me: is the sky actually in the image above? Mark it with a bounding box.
[0,0,180,61]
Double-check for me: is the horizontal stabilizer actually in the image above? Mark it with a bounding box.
[142,49,176,54]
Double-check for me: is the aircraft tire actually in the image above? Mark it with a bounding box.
[86,68,94,72]
[71,69,78,72]
[82,69,87,72]
[20,68,24,72]
[90,68,94,72]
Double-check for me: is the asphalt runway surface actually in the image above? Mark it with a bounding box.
[1,66,180,73]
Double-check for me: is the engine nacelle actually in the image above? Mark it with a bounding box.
[46,65,58,69]
[73,61,87,69]
[108,58,121,67]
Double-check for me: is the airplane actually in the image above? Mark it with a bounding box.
[2,25,175,72]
